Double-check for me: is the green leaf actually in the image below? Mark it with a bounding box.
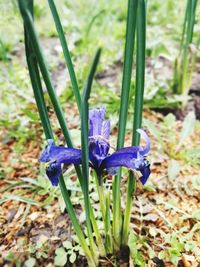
[167,159,181,181]
[177,111,196,150]
[5,252,15,261]
[69,252,76,263]
[143,118,165,148]
[63,240,73,250]
[54,255,67,267]
[158,250,165,260]
[22,108,39,122]
[54,247,67,266]
[185,241,196,252]
[55,247,66,256]
[24,257,36,267]
[163,113,176,127]
[128,230,145,267]
[2,194,39,206]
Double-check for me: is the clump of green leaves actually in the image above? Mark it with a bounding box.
[144,111,197,161]
[173,0,199,95]
[54,240,84,266]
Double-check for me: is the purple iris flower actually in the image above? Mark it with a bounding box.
[40,107,151,186]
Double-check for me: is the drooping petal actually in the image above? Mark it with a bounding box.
[100,151,150,184]
[89,106,105,137]
[46,162,62,186]
[100,149,142,171]
[40,140,82,165]
[137,129,151,155]
[99,129,151,183]
[139,160,151,185]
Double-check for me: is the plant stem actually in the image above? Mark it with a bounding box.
[94,173,112,255]
[105,191,113,254]
[113,0,138,250]
[47,0,81,113]
[122,0,146,245]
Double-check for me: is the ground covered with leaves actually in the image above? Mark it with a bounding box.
[0,1,200,266]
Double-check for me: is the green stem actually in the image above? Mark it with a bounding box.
[94,174,106,221]
[105,191,113,254]
[94,173,112,255]
[113,0,138,250]
[121,173,136,245]
[122,0,146,246]
[89,203,106,257]
[47,0,81,113]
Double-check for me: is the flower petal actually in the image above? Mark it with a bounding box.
[99,129,151,183]
[102,120,110,140]
[89,106,105,137]
[139,161,151,185]
[46,162,62,186]
[89,139,110,169]
[40,141,82,165]
[137,129,151,155]
[100,149,141,171]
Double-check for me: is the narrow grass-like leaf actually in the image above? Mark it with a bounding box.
[122,0,146,245]
[81,48,101,261]
[18,0,72,146]
[113,0,138,249]
[1,194,40,206]
[173,0,198,95]
[47,0,81,113]
[18,1,96,265]
[132,0,146,145]
[24,0,53,140]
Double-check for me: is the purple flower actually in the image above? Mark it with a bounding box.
[40,107,151,186]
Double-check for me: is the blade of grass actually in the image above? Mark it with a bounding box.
[47,0,81,113]
[113,0,138,249]
[122,0,146,246]
[81,48,101,262]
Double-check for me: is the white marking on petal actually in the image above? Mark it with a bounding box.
[137,129,151,155]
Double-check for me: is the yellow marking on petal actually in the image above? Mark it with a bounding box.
[44,161,55,170]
